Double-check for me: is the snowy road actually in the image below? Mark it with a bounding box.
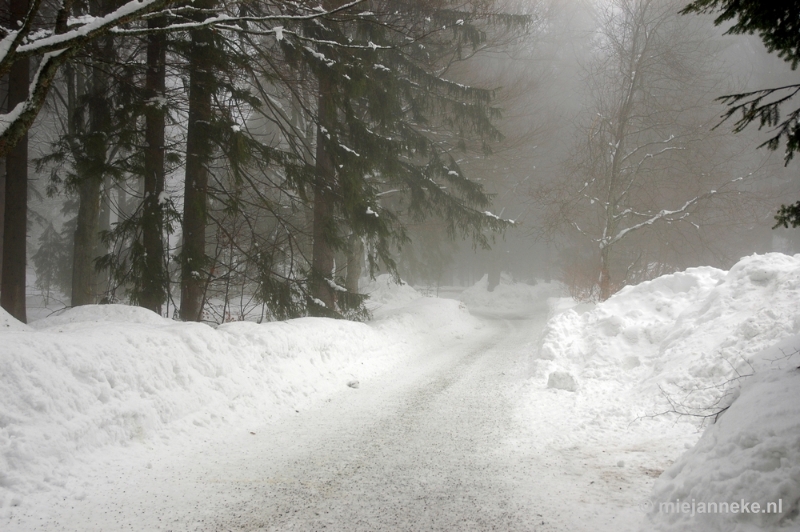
[7,306,667,532]
[9,313,554,531]
[6,261,800,532]
[209,318,543,531]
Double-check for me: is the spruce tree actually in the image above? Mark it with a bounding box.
[32,222,73,304]
[140,16,169,314]
[275,0,523,316]
[178,0,218,321]
[71,21,113,306]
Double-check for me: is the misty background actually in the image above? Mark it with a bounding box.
[5,0,800,323]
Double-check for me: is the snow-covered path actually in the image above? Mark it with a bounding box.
[209,318,540,531]
[10,314,572,531]
[6,257,800,532]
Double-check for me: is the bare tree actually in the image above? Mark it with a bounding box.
[532,0,760,300]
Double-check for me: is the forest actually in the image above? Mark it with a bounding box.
[2,2,800,530]
[1,0,798,324]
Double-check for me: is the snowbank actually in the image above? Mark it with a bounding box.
[0,309,31,332]
[459,274,563,318]
[643,334,800,532]
[533,252,800,530]
[0,281,479,516]
[361,273,422,310]
[536,253,800,418]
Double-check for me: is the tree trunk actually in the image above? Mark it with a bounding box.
[95,175,113,298]
[0,0,30,322]
[71,177,103,305]
[140,19,167,314]
[0,163,4,284]
[487,258,501,292]
[179,9,215,321]
[309,74,337,315]
[290,87,316,263]
[71,18,111,307]
[599,246,611,301]
[345,233,363,294]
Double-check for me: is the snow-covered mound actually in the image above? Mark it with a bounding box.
[537,253,800,415]
[459,274,563,318]
[533,252,800,531]
[0,307,31,332]
[30,303,172,330]
[0,285,478,515]
[361,273,422,310]
[643,335,800,532]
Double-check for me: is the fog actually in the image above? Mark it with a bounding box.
[394,0,800,296]
[8,0,800,321]
[2,4,800,530]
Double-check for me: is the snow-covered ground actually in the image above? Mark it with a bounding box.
[458,274,562,319]
[1,276,482,525]
[1,255,799,531]
[524,253,800,531]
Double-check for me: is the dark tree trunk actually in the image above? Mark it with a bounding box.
[487,260,501,293]
[0,163,5,282]
[290,88,316,264]
[0,0,30,322]
[345,233,363,294]
[71,19,111,307]
[95,175,112,297]
[140,19,167,314]
[309,74,337,315]
[71,177,103,305]
[179,9,215,321]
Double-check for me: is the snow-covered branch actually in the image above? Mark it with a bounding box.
[11,0,173,59]
[0,0,185,156]
[600,175,747,249]
[109,0,369,38]
[0,0,371,158]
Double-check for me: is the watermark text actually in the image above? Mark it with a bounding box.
[640,498,783,516]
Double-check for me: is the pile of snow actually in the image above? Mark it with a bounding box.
[360,273,422,310]
[459,274,563,318]
[644,334,800,531]
[536,253,800,419]
[29,303,169,329]
[0,309,31,332]
[531,253,800,530]
[0,280,478,516]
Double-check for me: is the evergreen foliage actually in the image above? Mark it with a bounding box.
[28,0,526,322]
[32,222,74,304]
[681,1,800,66]
[262,0,525,316]
[681,0,800,228]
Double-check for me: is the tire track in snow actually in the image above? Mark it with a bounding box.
[209,318,548,531]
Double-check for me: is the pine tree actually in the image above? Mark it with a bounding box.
[32,222,73,304]
[37,0,164,308]
[140,16,169,314]
[27,0,524,322]
[272,0,524,316]
[71,23,113,306]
